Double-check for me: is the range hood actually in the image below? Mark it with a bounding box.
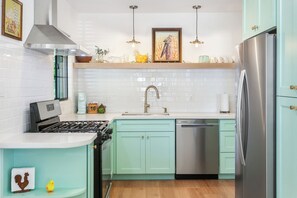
[24,0,89,56]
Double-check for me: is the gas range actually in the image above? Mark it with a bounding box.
[40,120,112,143]
[29,100,113,198]
[29,100,112,144]
[41,120,108,133]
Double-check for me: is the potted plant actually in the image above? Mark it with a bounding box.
[95,46,109,63]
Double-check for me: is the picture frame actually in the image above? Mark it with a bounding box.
[1,0,23,41]
[152,28,182,63]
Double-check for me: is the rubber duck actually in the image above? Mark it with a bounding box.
[46,179,55,193]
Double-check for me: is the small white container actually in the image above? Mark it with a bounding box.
[77,93,87,114]
[220,93,230,113]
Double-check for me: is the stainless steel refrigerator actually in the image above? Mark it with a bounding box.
[236,33,275,198]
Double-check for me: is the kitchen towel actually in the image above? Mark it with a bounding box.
[220,93,230,113]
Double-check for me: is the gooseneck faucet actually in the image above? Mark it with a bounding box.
[144,85,160,113]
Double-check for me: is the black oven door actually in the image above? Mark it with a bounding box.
[102,138,112,198]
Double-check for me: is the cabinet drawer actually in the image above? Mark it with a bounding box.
[220,132,235,153]
[116,120,175,132]
[220,120,235,131]
[220,153,235,174]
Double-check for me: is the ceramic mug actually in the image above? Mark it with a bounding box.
[199,55,210,63]
[218,57,224,63]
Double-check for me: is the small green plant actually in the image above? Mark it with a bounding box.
[95,46,109,55]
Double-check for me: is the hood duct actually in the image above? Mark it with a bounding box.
[24,0,89,56]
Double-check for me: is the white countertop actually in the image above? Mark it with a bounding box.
[0,112,235,149]
[0,133,97,149]
[60,112,235,122]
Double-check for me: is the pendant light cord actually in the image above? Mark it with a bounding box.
[133,7,135,40]
[196,7,198,40]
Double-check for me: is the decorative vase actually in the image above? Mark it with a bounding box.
[95,54,104,63]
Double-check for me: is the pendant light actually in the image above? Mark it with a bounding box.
[190,5,204,47]
[127,5,140,47]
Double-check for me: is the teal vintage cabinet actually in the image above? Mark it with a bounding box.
[115,120,175,176]
[219,119,236,179]
[243,0,276,40]
[145,132,175,174]
[277,0,297,98]
[277,1,297,197]
[277,97,297,198]
[116,132,146,174]
[0,145,94,198]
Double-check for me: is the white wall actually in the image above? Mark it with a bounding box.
[76,12,242,61]
[74,12,241,113]
[0,0,53,134]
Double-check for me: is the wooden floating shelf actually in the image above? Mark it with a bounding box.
[73,62,236,69]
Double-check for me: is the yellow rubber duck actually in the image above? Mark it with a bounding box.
[46,179,55,193]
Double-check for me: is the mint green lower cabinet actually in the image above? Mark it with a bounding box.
[277,97,297,198]
[87,144,94,198]
[220,132,235,153]
[116,132,146,174]
[219,120,235,179]
[220,153,235,174]
[0,145,93,198]
[115,120,175,179]
[146,132,175,174]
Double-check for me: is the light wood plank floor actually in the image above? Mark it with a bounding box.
[110,180,234,198]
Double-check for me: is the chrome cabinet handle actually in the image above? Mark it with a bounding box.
[290,106,297,111]
[251,25,259,30]
[142,136,144,139]
[290,85,297,90]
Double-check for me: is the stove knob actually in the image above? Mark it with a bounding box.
[106,129,113,135]
[102,134,108,141]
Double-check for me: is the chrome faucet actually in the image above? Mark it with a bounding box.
[144,85,160,113]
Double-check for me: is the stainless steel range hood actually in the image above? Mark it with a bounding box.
[24,0,89,56]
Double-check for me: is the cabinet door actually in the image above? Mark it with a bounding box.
[220,120,236,131]
[243,0,276,40]
[259,0,276,32]
[220,153,235,174]
[277,0,297,98]
[145,132,175,174]
[277,97,297,198]
[243,0,260,39]
[116,132,145,174]
[220,132,235,153]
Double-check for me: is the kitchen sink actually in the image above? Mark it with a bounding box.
[121,112,170,116]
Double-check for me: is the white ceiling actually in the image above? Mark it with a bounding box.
[67,0,242,13]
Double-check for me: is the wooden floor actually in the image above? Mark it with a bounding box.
[110,180,235,198]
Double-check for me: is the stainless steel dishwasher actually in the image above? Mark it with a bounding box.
[176,119,219,179]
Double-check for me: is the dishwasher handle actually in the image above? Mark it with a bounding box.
[177,124,218,128]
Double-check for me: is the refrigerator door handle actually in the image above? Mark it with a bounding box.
[236,69,247,166]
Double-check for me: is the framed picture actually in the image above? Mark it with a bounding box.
[152,28,182,63]
[1,0,23,41]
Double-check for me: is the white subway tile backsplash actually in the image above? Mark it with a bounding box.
[0,41,54,134]
[75,69,236,113]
